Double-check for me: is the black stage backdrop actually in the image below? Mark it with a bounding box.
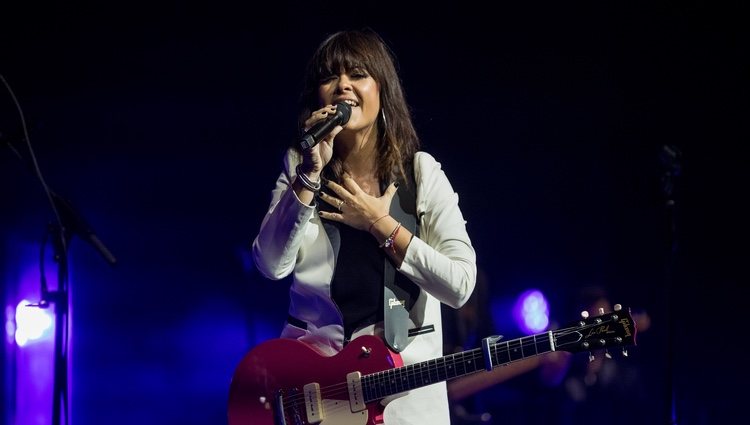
[1,1,746,424]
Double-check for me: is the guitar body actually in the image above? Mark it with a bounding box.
[228,335,402,425]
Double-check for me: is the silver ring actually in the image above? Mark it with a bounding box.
[337,199,344,210]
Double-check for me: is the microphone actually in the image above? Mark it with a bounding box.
[300,102,352,150]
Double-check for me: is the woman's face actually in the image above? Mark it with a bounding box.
[318,67,380,133]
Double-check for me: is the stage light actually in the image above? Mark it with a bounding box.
[512,289,550,334]
[14,299,53,347]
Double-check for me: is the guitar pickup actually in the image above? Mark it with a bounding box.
[346,372,366,412]
[303,383,325,423]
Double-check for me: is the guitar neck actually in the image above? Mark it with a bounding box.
[360,332,553,402]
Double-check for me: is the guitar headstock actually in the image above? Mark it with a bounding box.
[553,304,637,358]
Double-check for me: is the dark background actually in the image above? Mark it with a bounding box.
[1,1,746,424]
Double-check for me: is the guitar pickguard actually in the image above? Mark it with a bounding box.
[319,398,368,425]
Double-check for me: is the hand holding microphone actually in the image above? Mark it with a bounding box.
[300,102,352,150]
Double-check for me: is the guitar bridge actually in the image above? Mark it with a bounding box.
[274,388,306,425]
[273,389,288,425]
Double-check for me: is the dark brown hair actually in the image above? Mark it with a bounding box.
[296,28,420,185]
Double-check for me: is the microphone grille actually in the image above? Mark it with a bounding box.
[335,101,352,125]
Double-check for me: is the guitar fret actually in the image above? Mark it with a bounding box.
[495,341,511,364]
[423,361,433,385]
[453,352,465,376]
[539,334,553,353]
[400,365,410,392]
[375,370,386,399]
[368,372,378,400]
[419,362,429,386]
[424,359,434,385]
[363,375,371,401]
[427,359,437,384]
[407,365,418,391]
[458,349,479,376]
[435,357,448,382]
[444,353,456,380]
[394,365,406,393]
[508,338,523,361]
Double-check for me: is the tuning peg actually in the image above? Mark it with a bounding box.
[588,352,595,363]
[622,348,629,357]
[598,307,605,315]
[581,310,589,319]
[614,303,622,311]
[605,349,612,359]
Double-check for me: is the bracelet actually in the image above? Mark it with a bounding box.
[295,164,321,193]
[379,222,402,254]
[368,214,390,234]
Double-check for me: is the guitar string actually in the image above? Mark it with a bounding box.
[278,316,625,415]
[279,316,623,411]
[279,332,628,421]
[276,341,537,419]
[279,334,546,406]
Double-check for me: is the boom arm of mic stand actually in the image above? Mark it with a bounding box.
[50,192,117,265]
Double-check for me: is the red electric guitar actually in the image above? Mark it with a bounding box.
[228,305,637,425]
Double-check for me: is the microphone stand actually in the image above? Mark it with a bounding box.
[23,194,117,425]
[43,194,117,425]
[1,73,118,425]
[5,137,117,425]
[46,221,70,425]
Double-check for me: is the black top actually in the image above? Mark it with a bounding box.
[330,220,384,342]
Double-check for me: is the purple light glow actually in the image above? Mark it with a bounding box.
[5,305,16,345]
[512,289,550,334]
[4,242,58,425]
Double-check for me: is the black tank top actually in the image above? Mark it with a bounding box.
[329,221,384,341]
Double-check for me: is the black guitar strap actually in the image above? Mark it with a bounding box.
[382,166,420,353]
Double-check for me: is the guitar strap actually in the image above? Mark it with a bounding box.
[382,166,420,353]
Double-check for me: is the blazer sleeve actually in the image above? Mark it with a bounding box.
[251,148,316,280]
[398,152,478,309]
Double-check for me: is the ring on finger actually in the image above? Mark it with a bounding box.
[337,199,344,210]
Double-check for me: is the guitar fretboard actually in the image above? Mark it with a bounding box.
[361,333,554,402]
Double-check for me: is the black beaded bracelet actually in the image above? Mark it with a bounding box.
[295,164,321,193]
